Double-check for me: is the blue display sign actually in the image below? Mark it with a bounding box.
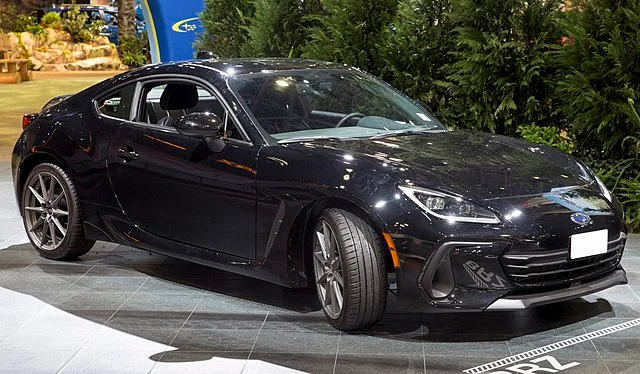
[137,0,205,63]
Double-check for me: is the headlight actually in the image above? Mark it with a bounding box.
[399,186,501,224]
[594,174,613,202]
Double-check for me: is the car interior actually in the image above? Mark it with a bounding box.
[139,82,242,140]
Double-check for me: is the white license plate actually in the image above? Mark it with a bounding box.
[570,229,608,259]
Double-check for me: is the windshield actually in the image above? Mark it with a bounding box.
[228,69,446,142]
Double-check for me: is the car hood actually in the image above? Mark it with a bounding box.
[289,130,591,200]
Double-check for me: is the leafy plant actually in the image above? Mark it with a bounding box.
[13,14,39,33]
[195,0,254,58]
[380,0,454,113]
[62,7,93,43]
[301,0,399,74]
[517,124,574,154]
[439,0,564,135]
[41,11,62,28]
[242,0,321,58]
[593,159,640,232]
[118,36,148,68]
[551,0,640,160]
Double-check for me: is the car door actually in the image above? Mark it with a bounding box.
[104,77,259,259]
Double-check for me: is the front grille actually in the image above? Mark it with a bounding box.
[501,233,625,288]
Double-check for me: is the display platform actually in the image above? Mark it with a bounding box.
[0,161,639,373]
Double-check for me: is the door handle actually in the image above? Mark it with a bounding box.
[117,146,139,161]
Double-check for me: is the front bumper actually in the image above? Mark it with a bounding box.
[393,232,628,312]
[485,269,628,310]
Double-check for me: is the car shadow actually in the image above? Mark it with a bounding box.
[0,243,624,366]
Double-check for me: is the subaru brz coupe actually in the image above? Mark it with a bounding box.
[12,59,628,330]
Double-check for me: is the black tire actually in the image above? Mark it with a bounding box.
[21,163,95,260]
[312,208,387,331]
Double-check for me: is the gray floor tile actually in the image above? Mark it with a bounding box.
[262,311,338,332]
[252,330,340,354]
[170,328,260,352]
[507,335,599,360]
[335,353,425,374]
[423,334,510,358]
[182,311,266,330]
[426,355,500,373]
[0,349,79,374]
[579,284,640,303]
[592,337,640,361]
[50,291,133,310]
[107,310,191,330]
[246,352,334,374]
[339,332,424,356]
[581,317,640,338]
[626,271,640,285]
[1,274,79,293]
[604,360,640,372]
[195,292,271,315]
[65,276,147,293]
[16,263,94,277]
[83,265,151,278]
[135,277,211,294]
[119,292,202,312]
[0,248,40,263]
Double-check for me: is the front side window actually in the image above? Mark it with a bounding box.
[137,81,245,140]
[96,83,136,120]
[229,69,445,142]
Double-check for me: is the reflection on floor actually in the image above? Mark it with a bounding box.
[1,160,640,373]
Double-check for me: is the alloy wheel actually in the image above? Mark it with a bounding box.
[313,220,345,319]
[24,171,69,251]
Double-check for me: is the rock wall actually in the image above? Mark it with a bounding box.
[0,28,127,71]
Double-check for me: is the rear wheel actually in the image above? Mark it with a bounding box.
[21,163,95,260]
[312,208,387,331]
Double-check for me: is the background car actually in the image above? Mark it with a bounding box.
[12,58,628,331]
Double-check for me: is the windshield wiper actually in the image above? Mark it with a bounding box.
[278,136,359,144]
[370,127,442,139]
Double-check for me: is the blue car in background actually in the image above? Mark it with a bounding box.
[37,4,146,45]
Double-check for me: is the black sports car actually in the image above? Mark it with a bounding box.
[12,58,628,330]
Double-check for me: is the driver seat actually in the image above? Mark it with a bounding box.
[157,84,199,127]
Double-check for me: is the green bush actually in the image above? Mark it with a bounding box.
[41,11,62,28]
[380,0,454,113]
[242,0,321,58]
[118,36,148,68]
[517,124,575,154]
[195,0,254,58]
[552,0,640,160]
[438,0,564,135]
[62,7,93,43]
[13,14,39,33]
[301,0,398,74]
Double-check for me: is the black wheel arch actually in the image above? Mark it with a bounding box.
[286,196,396,288]
[17,151,71,209]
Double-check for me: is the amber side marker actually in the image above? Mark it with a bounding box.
[382,233,400,268]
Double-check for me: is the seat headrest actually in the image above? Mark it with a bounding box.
[160,84,198,110]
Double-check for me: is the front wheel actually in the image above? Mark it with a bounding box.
[21,163,95,260]
[312,208,387,331]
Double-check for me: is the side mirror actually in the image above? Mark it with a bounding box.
[174,112,225,153]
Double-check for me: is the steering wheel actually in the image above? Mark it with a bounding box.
[335,112,366,128]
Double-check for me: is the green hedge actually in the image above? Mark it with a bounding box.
[196,0,640,230]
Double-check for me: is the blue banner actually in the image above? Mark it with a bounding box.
[137,0,205,63]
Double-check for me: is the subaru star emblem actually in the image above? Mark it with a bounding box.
[570,212,591,225]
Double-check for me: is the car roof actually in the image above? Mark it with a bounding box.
[184,58,350,76]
